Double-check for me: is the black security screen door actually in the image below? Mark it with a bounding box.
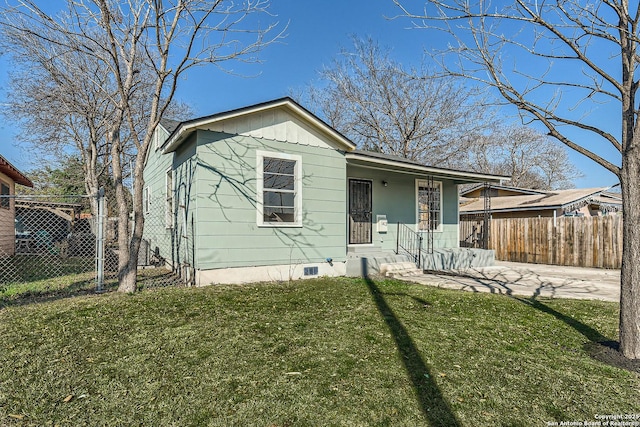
[349,179,372,244]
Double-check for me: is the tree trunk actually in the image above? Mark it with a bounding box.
[619,153,640,359]
[118,260,138,293]
[108,131,136,293]
[116,202,136,292]
[116,150,147,293]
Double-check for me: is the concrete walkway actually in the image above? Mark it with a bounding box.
[402,261,620,302]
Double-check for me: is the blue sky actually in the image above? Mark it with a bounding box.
[0,0,621,188]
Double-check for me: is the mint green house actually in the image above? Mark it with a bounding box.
[143,98,504,285]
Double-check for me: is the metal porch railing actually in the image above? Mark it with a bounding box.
[396,222,424,269]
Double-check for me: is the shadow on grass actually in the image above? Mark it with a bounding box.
[362,259,460,426]
[516,296,609,343]
[0,275,118,309]
[0,277,118,309]
[136,269,184,290]
[436,266,623,356]
[516,294,640,373]
[0,269,183,310]
[0,255,97,283]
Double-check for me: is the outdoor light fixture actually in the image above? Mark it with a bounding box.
[382,180,388,187]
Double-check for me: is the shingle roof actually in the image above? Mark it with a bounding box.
[159,118,181,134]
[460,187,613,213]
[0,154,33,187]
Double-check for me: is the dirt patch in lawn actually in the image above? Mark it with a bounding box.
[585,341,640,374]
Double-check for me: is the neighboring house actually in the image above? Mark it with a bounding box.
[14,199,84,256]
[460,184,622,218]
[143,98,505,284]
[0,154,33,256]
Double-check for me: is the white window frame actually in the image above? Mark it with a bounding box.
[165,168,174,229]
[144,186,152,215]
[415,179,443,233]
[256,150,302,227]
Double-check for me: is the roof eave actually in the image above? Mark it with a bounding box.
[462,194,616,214]
[461,205,563,214]
[346,153,508,183]
[460,183,549,197]
[0,156,33,188]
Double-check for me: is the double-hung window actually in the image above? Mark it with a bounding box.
[417,179,442,232]
[257,151,302,227]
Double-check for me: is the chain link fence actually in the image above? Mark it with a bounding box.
[0,191,183,300]
[101,191,184,289]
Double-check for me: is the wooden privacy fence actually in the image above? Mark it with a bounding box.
[489,216,623,269]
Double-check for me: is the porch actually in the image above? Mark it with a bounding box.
[345,242,495,277]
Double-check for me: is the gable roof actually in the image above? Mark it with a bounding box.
[346,150,508,184]
[460,187,615,214]
[159,118,181,134]
[0,154,33,187]
[162,97,356,154]
[158,98,508,184]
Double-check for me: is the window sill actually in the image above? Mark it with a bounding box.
[258,223,303,228]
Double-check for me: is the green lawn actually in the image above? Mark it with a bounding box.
[0,255,94,285]
[0,276,637,426]
[0,267,180,309]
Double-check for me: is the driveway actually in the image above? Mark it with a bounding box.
[404,261,620,302]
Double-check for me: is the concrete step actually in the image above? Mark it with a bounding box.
[347,246,386,255]
[379,262,422,278]
[345,252,413,277]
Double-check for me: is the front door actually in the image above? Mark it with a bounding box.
[349,179,372,244]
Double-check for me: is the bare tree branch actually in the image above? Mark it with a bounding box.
[1,0,283,292]
[300,36,496,167]
[394,0,640,359]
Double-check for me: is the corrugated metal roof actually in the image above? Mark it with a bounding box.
[460,183,549,197]
[460,187,613,213]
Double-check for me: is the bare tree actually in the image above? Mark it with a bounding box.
[1,0,282,293]
[394,0,640,359]
[465,126,582,190]
[0,38,115,215]
[302,37,495,167]
[301,37,579,189]
[1,4,195,214]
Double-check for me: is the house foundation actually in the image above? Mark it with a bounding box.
[422,248,495,271]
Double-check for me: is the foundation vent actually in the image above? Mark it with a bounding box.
[303,266,319,276]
